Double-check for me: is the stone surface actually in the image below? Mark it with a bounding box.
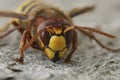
[0,0,120,80]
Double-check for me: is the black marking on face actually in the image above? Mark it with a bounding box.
[52,52,60,62]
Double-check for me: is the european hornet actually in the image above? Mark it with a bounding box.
[0,0,120,63]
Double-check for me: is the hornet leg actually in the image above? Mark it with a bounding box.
[0,20,24,39]
[16,30,31,64]
[65,30,78,63]
[16,30,43,64]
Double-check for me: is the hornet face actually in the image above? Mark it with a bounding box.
[38,21,74,62]
[44,35,67,62]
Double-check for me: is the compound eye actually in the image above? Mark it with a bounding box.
[40,30,51,45]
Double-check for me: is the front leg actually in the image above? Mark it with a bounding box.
[16,30,31,64]
[64,30,78,63]
[16,29,45,64]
